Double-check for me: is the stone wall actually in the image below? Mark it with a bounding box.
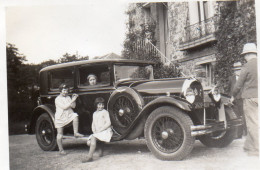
[167,2,189,61]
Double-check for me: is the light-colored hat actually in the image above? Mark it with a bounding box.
[232,61,242,70]
[241,43,257,55]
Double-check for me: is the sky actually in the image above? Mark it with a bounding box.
[5,0,129,64]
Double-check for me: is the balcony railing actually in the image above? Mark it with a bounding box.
[180,16,218,47]
[133,38,171,63]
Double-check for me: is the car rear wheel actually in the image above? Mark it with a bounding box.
[198,106,237,148]
[144,106,195,160]
[35,113,57,151]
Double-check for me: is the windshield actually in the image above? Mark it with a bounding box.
[114,65,154,82]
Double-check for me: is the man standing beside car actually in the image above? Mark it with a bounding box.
[231,43,258,156]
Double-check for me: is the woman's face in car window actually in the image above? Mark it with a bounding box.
[89,76,97,86]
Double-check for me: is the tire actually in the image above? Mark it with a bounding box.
[198,106,237,148]
[35,113,57,151]
[144,106,195,160]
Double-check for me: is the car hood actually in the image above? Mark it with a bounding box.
[116,78,188,96]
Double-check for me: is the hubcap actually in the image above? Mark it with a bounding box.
[118,109,124,116]
[161,131,169,139]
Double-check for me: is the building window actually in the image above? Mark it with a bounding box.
[189,1,213,24]
[143,6,151,24]
[195,63,213,88]
[203,1,210,20]
[157,3,170,63]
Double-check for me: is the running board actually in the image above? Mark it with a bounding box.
[62,135,90,139]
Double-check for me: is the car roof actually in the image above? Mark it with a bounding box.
[40,59,155,72]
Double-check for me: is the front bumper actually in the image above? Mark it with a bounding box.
[190,118,243,137]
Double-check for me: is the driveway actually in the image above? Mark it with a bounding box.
[9,135,260,170]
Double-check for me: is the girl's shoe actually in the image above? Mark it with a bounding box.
[82,156,93,163]
[97,148,103,157]
[59,150,67,155]
[74,133,84,138]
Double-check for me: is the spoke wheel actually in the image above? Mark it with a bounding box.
[152,117,184,153]
[113,96,137,127]
[145,106,195,160]
[36,113,57,151]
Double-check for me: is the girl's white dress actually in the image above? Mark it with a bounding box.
[91,109,113,142]
[54,95,78,128]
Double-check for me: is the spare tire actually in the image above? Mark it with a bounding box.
[108,87,144,134]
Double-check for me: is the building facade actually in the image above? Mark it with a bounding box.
[127,1,219,89]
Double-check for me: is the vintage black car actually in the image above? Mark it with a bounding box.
[27,59,243,160]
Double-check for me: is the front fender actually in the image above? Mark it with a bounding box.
[28,104,55,134]
[114,96,191,140]
[141,96,191,114]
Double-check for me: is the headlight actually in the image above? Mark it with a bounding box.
[185,87,195,103]
[210,86,221,102]
[182,78,197,104]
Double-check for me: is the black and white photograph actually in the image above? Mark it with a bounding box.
[1,0,260,169]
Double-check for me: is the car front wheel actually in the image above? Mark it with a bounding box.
[144,106,195,160]
[35,113,57,151]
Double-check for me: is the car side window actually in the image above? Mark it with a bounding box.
[78,65,110,87]
[49,68,74,90]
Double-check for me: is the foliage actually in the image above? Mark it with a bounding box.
[40,59,57,68]
[6,43,27,101]
[58,53,89,63]
[214,0,256,93]
[6,44,32,123]
[122,14,180,79]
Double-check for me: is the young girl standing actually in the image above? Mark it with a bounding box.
[55,83,84,155]
[82,97,113,162]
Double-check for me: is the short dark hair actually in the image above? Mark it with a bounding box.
[59,83,69,92]
[94,97,105,107]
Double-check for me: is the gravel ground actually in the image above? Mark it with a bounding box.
[9,135,260,170]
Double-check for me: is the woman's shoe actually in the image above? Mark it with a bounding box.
[82,156,93,163]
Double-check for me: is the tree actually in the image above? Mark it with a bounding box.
[39,59,57,68]
[214,0,256,93]
[6,43,27,101]
[58,53,89,63]
[6,43,33,123]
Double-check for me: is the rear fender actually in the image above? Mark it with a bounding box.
[28,104,55,134]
